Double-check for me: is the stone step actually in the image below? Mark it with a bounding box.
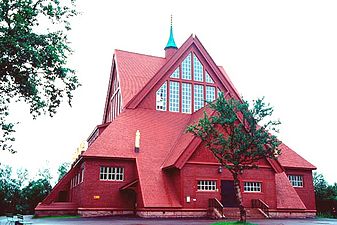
[223,207,267,219]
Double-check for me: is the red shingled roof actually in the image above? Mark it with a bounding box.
[84,108,191,207]
[278,143,316,169]
[275,172,306,209]
[115,50,166,108]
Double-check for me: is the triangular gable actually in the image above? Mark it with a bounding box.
[102,50,166,123]
[126,35,241,109]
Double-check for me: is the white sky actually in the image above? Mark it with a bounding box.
[1,0,337,184]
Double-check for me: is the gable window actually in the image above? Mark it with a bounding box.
[244,182,262,192]
[194,84,204,111]
[169,81,180,112]
[197,180,216,191]
[205,71,214,83]
[155,52,221,113]
[182,54,192,80]
[170,67,180,79]
[206,86,216,102]
[288,175,303,187]
[182,83,192,113]
[156,82,167,110]
[100,167,124,181]
[193,55,203,82]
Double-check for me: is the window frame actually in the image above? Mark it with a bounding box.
[197,180,217,192]
[99,166,124,181]
[288,175,304,187]
[243,181,262,193]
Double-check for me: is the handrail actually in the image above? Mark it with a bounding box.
[209,198,224,218]
[251,199,269,217]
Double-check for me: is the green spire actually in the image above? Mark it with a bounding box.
[165,15,177,50]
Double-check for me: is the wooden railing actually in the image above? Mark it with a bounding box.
[209,198,224,218]
[251,199,269,217]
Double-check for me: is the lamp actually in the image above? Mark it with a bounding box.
[135,130,140,153]
[218,165,223,173]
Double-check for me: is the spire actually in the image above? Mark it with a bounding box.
[164,15,177,50]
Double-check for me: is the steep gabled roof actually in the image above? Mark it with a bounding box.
[278,143,316,169]
[116,50,166,108]
[126,35,242,109]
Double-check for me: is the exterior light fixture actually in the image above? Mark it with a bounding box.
[218,165,223,173]
[135,130,140,153]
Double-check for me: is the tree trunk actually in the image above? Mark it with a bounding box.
[233,173,246,222]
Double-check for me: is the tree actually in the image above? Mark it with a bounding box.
[187,94,281,222]
[57,162,70,181]
[0,0,80,153]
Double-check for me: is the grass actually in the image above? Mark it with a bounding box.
[210,222,258,225]
[33,215,80,219]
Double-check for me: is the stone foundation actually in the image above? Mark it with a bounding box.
[269,210,316,218]
[137,210,208,218]
[78,210,134,217]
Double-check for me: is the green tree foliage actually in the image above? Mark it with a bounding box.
[187,94,281,222]
[313,172,337,217]
[0,164,52,215]
[0,0,80,153]
[57,162,69,181]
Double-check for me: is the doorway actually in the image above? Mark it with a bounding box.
[220,180,238,207]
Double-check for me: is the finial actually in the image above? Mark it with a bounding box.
[165,15,177,50]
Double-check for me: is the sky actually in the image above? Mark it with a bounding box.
[1,0,337,184]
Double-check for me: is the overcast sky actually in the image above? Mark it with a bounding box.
[1,0,337,184]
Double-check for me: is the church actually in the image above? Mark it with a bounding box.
[35,21,316,219]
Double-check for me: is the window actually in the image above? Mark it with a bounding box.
[205,71,214,83]
[156,82,167,111]
[100,167,124,181]
[197,180,216,191]
[80,168,84,183]
[155,53,221,114]
[193,55,203,82]
[182,83,192,113]
[217,88,223,98]
[182,54,191,80]
[244,182,262,192]
[288,175,303,187]
[169,81,180,112]
[194,84,204,111]
[170,67,180,78]
[206,86,216,102]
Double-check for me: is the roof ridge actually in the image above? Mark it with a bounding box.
[115,49,165,59]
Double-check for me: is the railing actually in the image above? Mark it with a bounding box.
[251,199,269,217]
[209,198,224,218]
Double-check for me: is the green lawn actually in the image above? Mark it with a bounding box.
[210,222,258,225]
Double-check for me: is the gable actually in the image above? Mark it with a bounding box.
[102,50,166,123]
[127,35,241,111]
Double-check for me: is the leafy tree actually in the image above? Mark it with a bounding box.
[21,177,52,214]
[57,162,70,181]
[0,0,80,153]
[0,164,20,215]
[187,94,281,222]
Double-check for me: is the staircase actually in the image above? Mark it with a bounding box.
[208,198,225,219]
[222,207,267,219]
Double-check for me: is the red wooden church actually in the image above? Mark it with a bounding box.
[35,22,316,219]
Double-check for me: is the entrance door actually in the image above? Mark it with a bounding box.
[221,180,238,207]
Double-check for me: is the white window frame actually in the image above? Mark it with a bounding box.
[288,175,303,187]
[244,182,262,192]
[100,167,124,181]
[182,83,192,113]
[169,81,180,112]
[193,55,203,82]
[170,67,180,78]
[206,86,216,102]
[194,84,204,112]
[182,54,192,80]
[197,180,217,191]
[156,82,167,111]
